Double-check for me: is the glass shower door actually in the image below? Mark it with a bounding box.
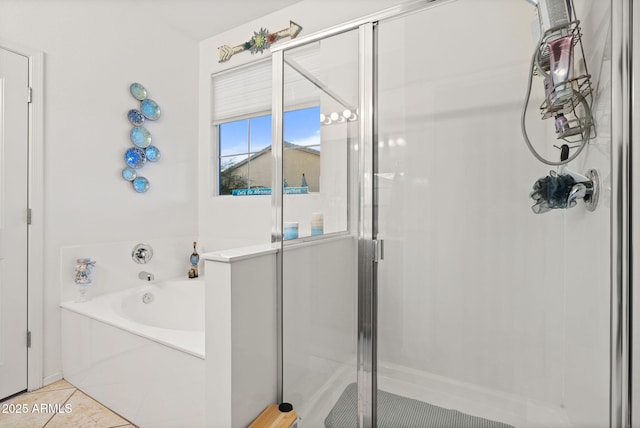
[277,28,360,427]
[374,1,611,427]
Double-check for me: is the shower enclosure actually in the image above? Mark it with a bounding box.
[270,0,627,426]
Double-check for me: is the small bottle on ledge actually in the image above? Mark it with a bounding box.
[189,241,199,278]
[74,258,96,302]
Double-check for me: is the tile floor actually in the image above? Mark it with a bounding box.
[0,379,137,428]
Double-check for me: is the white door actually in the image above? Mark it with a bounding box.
[0,47,29,400]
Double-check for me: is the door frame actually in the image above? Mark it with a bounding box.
[0,38,44,392]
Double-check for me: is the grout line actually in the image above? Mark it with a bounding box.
[14,381,137,428]
[70,389,137,427]
[3,381,136,428]
[42,387,77,428]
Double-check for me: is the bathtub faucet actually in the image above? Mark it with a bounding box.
[138,271,154,282]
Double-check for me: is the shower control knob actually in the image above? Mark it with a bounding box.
[132,243,153,264]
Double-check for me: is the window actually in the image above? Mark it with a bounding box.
[218,114,271,195]
[217,106,320,195]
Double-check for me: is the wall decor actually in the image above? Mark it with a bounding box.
[218,21,302,63]
[122,83,161,193]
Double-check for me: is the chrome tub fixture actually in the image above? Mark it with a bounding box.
[132,243,153,264]
[138,271,154,282]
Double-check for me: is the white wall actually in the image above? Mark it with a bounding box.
[59,237,198,303]
[0,2,200,383]
[204,247,278,428]
[562,1,612,425]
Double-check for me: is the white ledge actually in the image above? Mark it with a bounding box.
[202,243,277,263]
[202,234,353,263]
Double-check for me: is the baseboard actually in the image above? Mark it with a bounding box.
[42,372,63,388]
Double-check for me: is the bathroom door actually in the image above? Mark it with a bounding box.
[0,46,29,400]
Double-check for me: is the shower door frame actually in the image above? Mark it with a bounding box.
[619,0,640,425]
[613,0,632,427]
[272,0,630,426]
[272,3,456,425]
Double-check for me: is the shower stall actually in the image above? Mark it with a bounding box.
[268,0,629,426]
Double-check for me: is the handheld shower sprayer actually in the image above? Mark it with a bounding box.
[530,166,599,214]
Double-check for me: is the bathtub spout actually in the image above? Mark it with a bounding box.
[138,271,154,281]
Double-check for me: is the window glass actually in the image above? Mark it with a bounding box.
[284,107,321,149]
[217,106,320,195]
[219,119,248,157]
[249,115,272,153]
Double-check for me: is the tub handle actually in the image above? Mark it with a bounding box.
[132,243,153,264]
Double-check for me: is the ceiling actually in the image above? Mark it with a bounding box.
[138,0,306,41]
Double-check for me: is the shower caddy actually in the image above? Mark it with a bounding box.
[522,0,599,213]
[537,23,593,135]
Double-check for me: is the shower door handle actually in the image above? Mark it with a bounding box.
[373,239,384,262]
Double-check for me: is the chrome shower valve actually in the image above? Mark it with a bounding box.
[132,243,153,264]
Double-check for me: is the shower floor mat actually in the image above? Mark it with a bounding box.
[324,383,514,428]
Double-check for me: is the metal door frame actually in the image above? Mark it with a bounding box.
[272,3,454,425]
[619,0,636,426]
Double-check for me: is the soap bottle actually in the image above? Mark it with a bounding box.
[555,113,569,135]
[189,242,199,278]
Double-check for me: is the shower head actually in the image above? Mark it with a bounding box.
[524,0,538,5]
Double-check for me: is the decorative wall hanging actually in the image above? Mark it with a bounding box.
[218,21,303,63]
[122,83,161,193]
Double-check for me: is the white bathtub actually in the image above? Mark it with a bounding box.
[61,278,206,427]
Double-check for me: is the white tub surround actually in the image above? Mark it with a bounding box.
[61,279,204,357]
[59,238,201,303]
[61,278,205,427]
[203,236,356,427]
[204,244,278,428]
